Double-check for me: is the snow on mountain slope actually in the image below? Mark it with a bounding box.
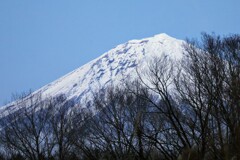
[1,33,185,113]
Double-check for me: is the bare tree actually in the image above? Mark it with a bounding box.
[76,85,157,160]
[135,54,194,159]
[0,93,54,160]
[176,33,240,160]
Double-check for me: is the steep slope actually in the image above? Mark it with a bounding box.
[1,33,185,113]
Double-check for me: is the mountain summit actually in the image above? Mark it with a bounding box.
[2,34,185,112]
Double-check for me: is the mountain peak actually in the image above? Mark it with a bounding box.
[127,33,175,44]
[1,34,185,112]
[154,33,170,37]
[153,33,173,39]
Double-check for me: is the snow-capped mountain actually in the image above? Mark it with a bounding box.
[1,33,185,113]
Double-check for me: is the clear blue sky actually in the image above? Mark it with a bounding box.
[0,0,240,105]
